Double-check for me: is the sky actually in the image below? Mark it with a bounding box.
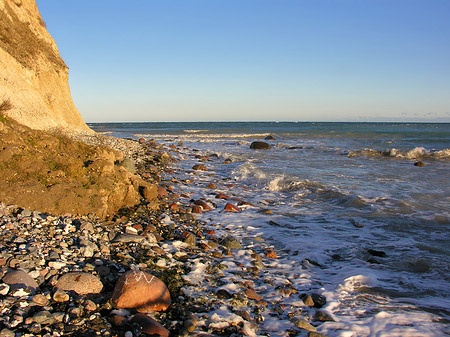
[36,0,450,123]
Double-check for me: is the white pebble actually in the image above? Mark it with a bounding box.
[124,331,133,337]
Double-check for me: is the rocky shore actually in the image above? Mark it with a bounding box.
[0,136,334,337]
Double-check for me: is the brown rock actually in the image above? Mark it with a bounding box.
[207,182,216,189]
[192,164,207,171]
[215,193,230,200]
[264,249,277,259]
[110,315,127,327]
[224,203,241,212]
[142,183,158,201]
[244,289,263,301]
[2,269,39,294]
[250,141,271,150]
[55,272,103,295]
[192,205,202,214]
[194,200,212,211]
[131,313,169,337]
[157,186,168,197]
[112,270,171,312]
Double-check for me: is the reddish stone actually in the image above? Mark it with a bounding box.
[265,249,278,259]
[207,182,216,189]
[169,203,178,211]
[131,313,169,337]
[110,315,127,327]
[244,289,263,301]
[194,200,212,211]
[112,270,171,313]
[157,186,168,197]
[238,201,254,207]
[192,205,202,214]
[205,229,215,235]
[192,164,207,171]
[138,138,146,143]
[215,193,230,200]
[224,203,241,212]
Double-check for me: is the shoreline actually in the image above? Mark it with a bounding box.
[0,135,333,337]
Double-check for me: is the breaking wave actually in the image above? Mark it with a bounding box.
[348,147,450,160]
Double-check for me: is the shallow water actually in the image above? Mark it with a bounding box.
[90,121,450,336]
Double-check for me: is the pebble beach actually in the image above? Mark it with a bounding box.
[0,136,332,337]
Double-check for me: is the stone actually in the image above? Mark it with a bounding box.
[220,236,242,249]
[313,310,335,322]
[300,294,315,306]
[192,205,203,214]
[0,283,9,295]
[192,164,207,171]
[293,318,316,332]
[367,249,387,257]
[414,161,426,167]
[264,249,277,259]
[207,182,216,189]
[308,333,330,337]
[250,141,271,150]
[32,294,49,306]
[244,289,263,301]
[311,293,327,308]
[194,200,212,211]
[32,311,55,325]
[182,231,196,247]
[113,233,148,243]
[0,329,14,337]
[112,270,171,312]
[2,269,39,295]
[55,272,103,295]
[53,289,70,302]
[216,289,232,299]
[84,299,97,311]
[130,313,169,337]
[157,186,168,197]
[215,193,230,200]
[224,203,241,212]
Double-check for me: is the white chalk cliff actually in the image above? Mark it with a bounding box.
[0,0,91,132]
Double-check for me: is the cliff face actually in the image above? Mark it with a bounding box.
[0,0,91,132]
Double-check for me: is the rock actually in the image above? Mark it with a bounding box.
[216,289,232,299]
[192,164,207,171]
[0,283,9,295]
[142,183,158,200]
[2,269,39,295]
[55,272,103,295]
[244,289,263,301]
[53,289,69,302]
[264,249,277,259]
[368,249,387,257]
[300,294,315,306]
[32,311,55,325]
[308,333,330,337]
[207,182,216,189]
[83,299,97,311]
[112,270,171,312]
[414,161,426,167]
[311,293,327,308]
[130,314,169,337]
[224,203,241,212]
[157,185,168,197]
[113,233,148,243]
[250,141,271,150]
[220,236,242,249]
[194,200,212,211]
[32,294,49,306]
[192,205,203,214]
[313,310,335,322]
[265,135,276,140]
[215,193,230,200]
[182,231,196,247]
[292,318,316,332]
[0,329,14,337]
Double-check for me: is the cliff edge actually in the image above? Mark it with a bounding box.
[0,0,91,132]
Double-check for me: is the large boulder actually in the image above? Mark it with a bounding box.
[55,272,103,295]
[112,270,171,313]
[250,141,271,150]
[2,269,39,295]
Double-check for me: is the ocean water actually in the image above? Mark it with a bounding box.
[90,122,450,336]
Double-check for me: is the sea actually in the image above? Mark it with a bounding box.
[90,121,450,336]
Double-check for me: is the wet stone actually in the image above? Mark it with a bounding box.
[220,236,242,249]
[32,310,55,325]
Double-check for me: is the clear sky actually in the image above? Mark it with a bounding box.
[36,0,450,123]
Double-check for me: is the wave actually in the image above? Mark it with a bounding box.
[183,129,209,133]
[348,147,450,160]
[133,133,271,140]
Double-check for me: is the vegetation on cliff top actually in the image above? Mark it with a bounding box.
[0,1,67,71]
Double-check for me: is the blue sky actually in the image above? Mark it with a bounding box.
[36,0,450,122]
